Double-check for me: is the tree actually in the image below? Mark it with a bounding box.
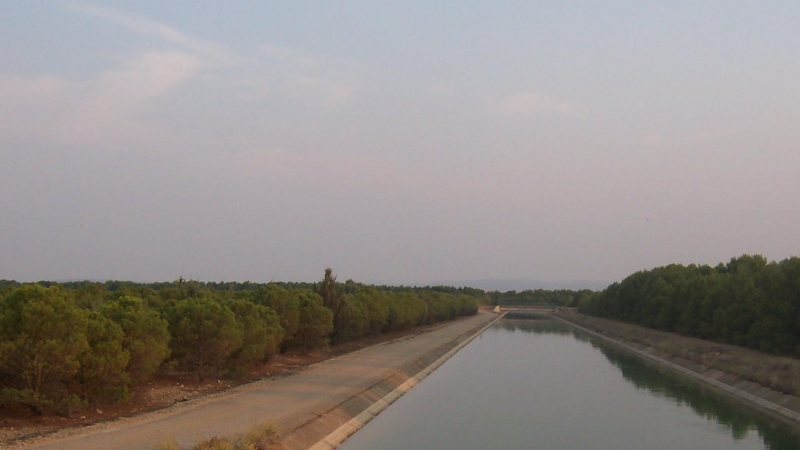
[0,285,88,414]
[385,292,427,331]
[337,295,368,342]
[318,268,352,343]
[252,284,300,350]
[75,312,130,404]
[291,292,333,352]
[356,288,389,335]
[73,282,110,311]
[579,255,800,358]
[227,299,284,372]
[169,297,243,381]
[102,296,171,384]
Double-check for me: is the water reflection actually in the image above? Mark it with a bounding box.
[501,318,800,450]
[497,317,571,335]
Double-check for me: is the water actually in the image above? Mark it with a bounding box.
[339,318,800,450]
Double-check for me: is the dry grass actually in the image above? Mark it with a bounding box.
[556,309,800,396]
[152,438,180,450]
[153,423,277,450]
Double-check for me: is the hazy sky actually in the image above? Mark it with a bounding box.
[2,1,799,287]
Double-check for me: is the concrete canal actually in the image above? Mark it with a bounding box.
[339,317,800,450]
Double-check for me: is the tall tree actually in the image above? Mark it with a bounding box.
[318,268,351,343]
[169,297,243,381]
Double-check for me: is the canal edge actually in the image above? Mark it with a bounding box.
[551,314,800,427]
[282,312,505,450]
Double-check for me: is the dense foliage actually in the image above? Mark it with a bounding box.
[488,288,594,308]
[579,255,800,356]
[0,271,480,415]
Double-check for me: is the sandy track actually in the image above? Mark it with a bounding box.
[16,312,495,450]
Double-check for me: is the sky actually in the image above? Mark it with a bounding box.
[2,1,800,288]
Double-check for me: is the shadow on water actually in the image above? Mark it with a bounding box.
[499,318,800,450]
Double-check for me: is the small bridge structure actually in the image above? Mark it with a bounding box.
[493,302,557,319]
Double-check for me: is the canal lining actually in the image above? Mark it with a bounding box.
[552,314,800,428]
[274,313,504,450]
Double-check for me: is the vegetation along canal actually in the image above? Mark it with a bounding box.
[339,318,800,450]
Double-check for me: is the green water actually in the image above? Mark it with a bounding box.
[339,319,800,450]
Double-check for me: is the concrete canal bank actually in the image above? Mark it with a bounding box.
[552,314,800,427]
[277,312,503,450]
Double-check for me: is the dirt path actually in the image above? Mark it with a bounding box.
[14,312,496,450]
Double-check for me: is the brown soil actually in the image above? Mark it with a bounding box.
[0,324,447,447]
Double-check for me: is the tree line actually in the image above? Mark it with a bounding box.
[488,288,595,307]
[578,255,800,357]
[0,270,479,416]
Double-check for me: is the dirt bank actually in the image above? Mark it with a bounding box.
[553,310,800,426]
[10,312,498,450]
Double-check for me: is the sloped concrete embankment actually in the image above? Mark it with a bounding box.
[551,315,800,426]
[274,314,503,450]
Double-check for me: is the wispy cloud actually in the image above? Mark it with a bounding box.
[0,1,223,147]
[56,0,231,63]
[59,51,203,146]
[490,91,583,117]
[218,44,355,109]
[0,51,202,147]
[2,2,356,150]
[59,1,354,105]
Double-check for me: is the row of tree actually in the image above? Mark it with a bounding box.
[488,288,595,307]
[578,255,800,356]
[0,270,479,415]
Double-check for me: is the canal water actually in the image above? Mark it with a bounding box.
[339,318,800,450]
